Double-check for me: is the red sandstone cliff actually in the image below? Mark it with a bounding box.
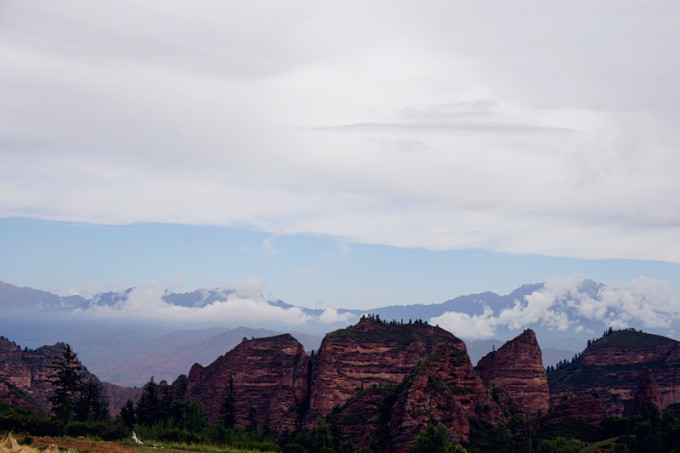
[307,317,466,422]
[548,330,680,417]
[332,342,506,452]
[625,369,661,418]
[475,329,549,417]
[0,337,141,416]
[184,333,309,431]
[390,343,505,449]
[545,395,607,425]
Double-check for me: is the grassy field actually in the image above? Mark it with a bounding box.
[1,434,276,453]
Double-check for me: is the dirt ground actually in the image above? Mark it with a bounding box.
[28,436,258,453]
[31,437,138,452]
[28,437,242,453]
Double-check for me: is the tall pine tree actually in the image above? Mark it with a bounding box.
[45,344,83,423]
[74,377,110,422]
[219,375,236,429]
[135,377,160,426]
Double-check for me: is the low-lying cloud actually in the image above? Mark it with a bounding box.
[76,281,314,326]
[431,275,680,340]
[318,308,356,324]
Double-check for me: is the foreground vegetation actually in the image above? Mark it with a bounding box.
[7,394,680,453]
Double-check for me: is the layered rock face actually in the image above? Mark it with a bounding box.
[0,337,139,416]
[625,369,661,418]
[185,334,310,431]
[0,337,55,410]
[475,329,549,417]
[307,317,467,422]
[100,382,143,416]
[548,330,680,417]
[390,343,505,448]
[545,396,607,425]
[334,343,505,452]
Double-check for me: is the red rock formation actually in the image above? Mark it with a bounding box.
[625,369,661,418]
[475,329,549,417]
[0,337,140,416]
[308,317,466,422]
[391,343,505,448]
[330,386,385,448]
[185,333,310,432]
[545,396,607,425]
[99,382,143,416]
[548,330,680,417]
[335,343,505,452]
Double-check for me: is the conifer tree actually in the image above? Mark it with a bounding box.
[135,377,160,426]
[45,343,83,423]
[74,377,109,422]
[120,399,136,429]
[219,375,237,429]
[184,397,209,433]
[247,405,258,433]
[408,422,466,453]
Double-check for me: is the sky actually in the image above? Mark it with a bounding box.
[1,1,679,314]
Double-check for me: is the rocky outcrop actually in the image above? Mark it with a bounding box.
[0,376,41,412]
[390,343,505,449]
[545,396,607,425]
[308,317,466,422]
[184,334,310,432]
[333,343,505,452]
[625,369,661,418]
[0,337,140,416]
[475,329,549,417]
[99,382,143,416]
[0,338,81,412]
[548,330,680,417]
[328,386,386,448]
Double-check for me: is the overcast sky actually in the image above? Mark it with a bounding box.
[1,1,679,312]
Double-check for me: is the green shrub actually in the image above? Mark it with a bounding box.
[66,420,89,437]
[283,443,307,453]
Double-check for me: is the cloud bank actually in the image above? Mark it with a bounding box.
[77,281,316,326]
[431,275,680,340]
[0,1,679,263]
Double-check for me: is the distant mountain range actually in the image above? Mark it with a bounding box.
[1,278,676,386]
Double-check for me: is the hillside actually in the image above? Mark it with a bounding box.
[548,329,680,417]
[0,336,140,417]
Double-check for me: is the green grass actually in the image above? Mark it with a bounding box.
[548,363,652,389]
[588,330,675,351]
[141,443,277,452]
[426,376,474,395]
[324,321,455,347]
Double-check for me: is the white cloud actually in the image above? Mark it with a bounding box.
[318,308,356,324]
[78,280,313,325]
[594,277,680,329]
[72,278,363,326]
[431,307,497,340]
[431,275,680,340]
[1,2,679,263]
[170,275,186,290]
[234,277,266,300]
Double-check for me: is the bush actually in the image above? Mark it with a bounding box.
[283,443,307,453]
[537,437,584,453]
[66,420,89,437]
